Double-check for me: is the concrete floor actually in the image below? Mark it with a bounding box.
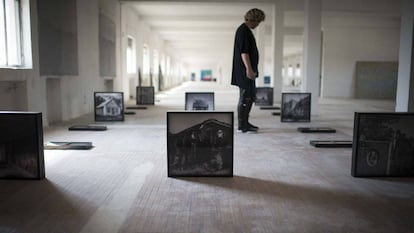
[0,81,413,233]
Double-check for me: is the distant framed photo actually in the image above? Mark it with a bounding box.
[0,111,45,179]
[255,87,273,106]
[185,92,214,110]
[352,112,414,177]
[281,92,311,122]
[136,86,155,105]
[263,76,271,85]
[167,112,233,177]
[94,92,124,121]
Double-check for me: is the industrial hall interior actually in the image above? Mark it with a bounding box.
[1,0,414,232]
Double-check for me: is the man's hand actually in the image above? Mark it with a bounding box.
[246,68,256,80]
[241,53,256,80]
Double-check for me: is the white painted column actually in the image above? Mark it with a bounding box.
[272,0,284,104]
[120,3,130,99]
[302,0,321,115]
[396,0,414,112]
[256,24,266,86]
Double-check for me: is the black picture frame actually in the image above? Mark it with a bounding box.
[94,92,124,121]
[0,111,45,179]
[68,125,107,131]
[136,86,155,105]
[185,92,215,110]
[167,112,234,177]
[298,127,336,133]
[281,92,311,122]
[263,76,271,85]
[352,112,414,177]
[310,140,352,148]
[255,87,273,106]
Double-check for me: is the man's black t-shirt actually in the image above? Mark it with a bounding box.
[231,23,259,89]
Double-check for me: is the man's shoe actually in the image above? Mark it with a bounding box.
[248,122,259,130]
[241,126,258,133]
[238,122,259,131]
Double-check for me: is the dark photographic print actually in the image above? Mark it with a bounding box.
[167,112,233,177]
[281,92,311,122]
[255,87,273,106]
[136,86,155,105]
[0,112,45,179]
[94,92,124,121]
[352,113,414,177]
[185,92,215,110]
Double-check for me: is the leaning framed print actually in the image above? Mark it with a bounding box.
[351,112,414,177]
[94,92,124,121]
[167,112,233,177]
[281,92,311,122]
[0,111,45,179]
[136,86,155,105]
[255,87,273,106]
[185,92,215,110]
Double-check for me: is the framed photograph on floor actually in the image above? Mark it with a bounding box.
[94,92,124,121]
[352,112,414,177]
[281,92,311,122]
[185,92,214,110]
[255,87,273,106]
[136,86,155,105]
[0,111,45,179]
[167,112,233,177]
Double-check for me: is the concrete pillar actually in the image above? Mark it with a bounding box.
[272,0,284,104]
[396,0,414,112]
[302,0,321,115]
[256,24,266,86]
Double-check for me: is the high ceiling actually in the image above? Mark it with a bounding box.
[129,2,278,67]
[123,0,401,68]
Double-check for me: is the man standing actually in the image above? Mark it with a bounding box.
[231,8,265,133]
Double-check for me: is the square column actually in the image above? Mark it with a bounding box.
[302,0,321,115]
[272,0,284,104]
[396,0,414,112]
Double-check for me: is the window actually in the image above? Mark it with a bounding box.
[287,64,293,77]
[1,0,29,67]
[295,63,301,77]
[153,49,159,75]
[142,45,150,75]
[126,36,136,74]
[166,56,170,76]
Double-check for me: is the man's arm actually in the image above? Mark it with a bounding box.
[241,53,256,80]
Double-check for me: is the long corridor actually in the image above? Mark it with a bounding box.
[0,81,413,233]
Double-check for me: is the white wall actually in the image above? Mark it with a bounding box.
[0,0,46,122]
[0,0,122,125]
[55,0,120,121]
[322,21,400,98]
